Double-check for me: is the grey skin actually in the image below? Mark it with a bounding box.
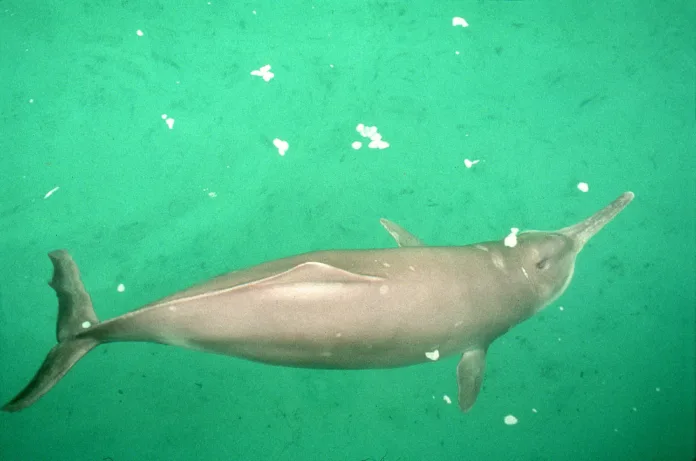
[2,192,634,413]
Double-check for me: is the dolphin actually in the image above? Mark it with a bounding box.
[2,191,634,413]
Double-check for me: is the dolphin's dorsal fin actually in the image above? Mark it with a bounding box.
[260,262,385,285]
[456,348,487,412]
[379,218,424,247]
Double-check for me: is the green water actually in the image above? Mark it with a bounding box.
[1,1,694,460]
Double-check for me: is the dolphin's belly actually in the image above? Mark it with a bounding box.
[139,279,472,368]
[93,247,530,369]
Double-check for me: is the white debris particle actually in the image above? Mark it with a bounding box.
[655,387,661,392]
[577,182,589,192]
[531,408,538,413]
[379,285,389,295]
[43,186,60,199]
[631,406,638,412]
[504,414,518,425]
[208,191,217,198]
[81,321,92,329]
[443,395,452,404]
[117,283,125,292]
[464,158,480,168]
[356,123,390,149]
[29,98,34,103]
[452,17,469,27]
[136,30,144,36]
[504,227,520,247]
[559,306,565,311]
[273,138,289,156]
[251,64,274,82]
[161,113,175,129]
[455,51,460,55]
[425,349,440,361]
[351,141,362,150]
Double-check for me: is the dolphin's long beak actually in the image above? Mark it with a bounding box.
[559,191,634,251]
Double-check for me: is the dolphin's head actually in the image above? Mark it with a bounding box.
[516,231,577,305]
[516,192,634,310]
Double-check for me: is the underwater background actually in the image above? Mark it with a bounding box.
[1,1,694,460]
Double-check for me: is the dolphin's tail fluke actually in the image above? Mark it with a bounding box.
[2,250,100,412]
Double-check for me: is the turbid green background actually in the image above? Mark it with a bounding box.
[1,1,694,460]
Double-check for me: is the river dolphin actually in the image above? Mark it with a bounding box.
[2,191,634,412]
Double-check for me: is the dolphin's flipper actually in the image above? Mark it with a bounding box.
[2,251,100,412]
[379,218,424,247]
[456,348,487,412]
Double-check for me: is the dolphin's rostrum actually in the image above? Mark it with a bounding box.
[2,192,634,412]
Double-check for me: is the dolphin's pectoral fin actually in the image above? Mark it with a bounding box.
[260,261,385,285]
[456,348,487,412]
[379,218,425,247]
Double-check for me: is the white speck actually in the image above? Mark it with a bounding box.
[117,283,125,292]
[631,406,637,412]
[557,337,562,341]
[504,228,520,247]
[531,408,538,413]
[208,191,217,198]
[520,267,529,279]
[454,320,463,327]
[452,17,469,27]
[455,51,460,55]
[273,138,289,156]
[161,114,175,129]
[382,262,391,268]
[251,64,274,82]
[335,332,343,338]
[425,349,440,361]
[168,305,177,312]
[443,395,452,404]
[559,305,565,311]
[504,414,518,425]
[81,321,92,329]
[351,141,362,150]
[379,285,389,295]
[463,158,480,168]
[408,265,416,271]
[29,98,34,103]
[252,10,256,14]
[43,186,59,199]
[655,387,661,392]
[614,428,619,433]
[356,123,390,149]
[577,182,589,192]
[136,30,144,36]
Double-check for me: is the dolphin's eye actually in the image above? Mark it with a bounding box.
[536,258,550,271]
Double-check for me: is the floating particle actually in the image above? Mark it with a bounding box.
[504,414,518,425]
[425,349,440,361]
[452,17,469,27]
[504,227,520,248]
[136,30,144,36]
[251,64,274,82]
[443,395,452,404]
[43,186,59,199]
[577,182,589,192]
[351,141,362,150]
[464,158,480,168]
[161,113,175,129]
[117,283,125,293]
[81,321,92,329]
[273,138,289,156]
